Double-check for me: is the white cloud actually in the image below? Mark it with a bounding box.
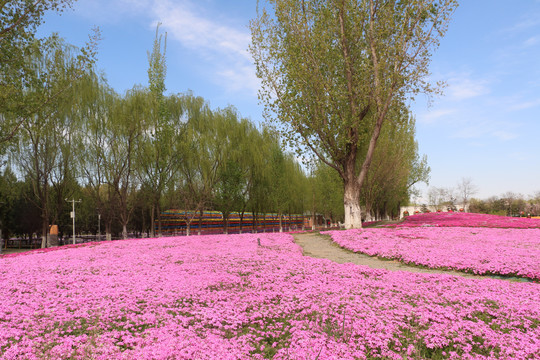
[466,141,486,148]
[71,0,150,23]
[508,98,540,111]
[507,151,531,162]
[491,130,518,141]
[523,36,540,47]
[499,11,540,38]
[150,0,258,95]
[153,1,250,58]
[74,0,259,96]
[446,75,490,100]
[217,65,260,93]
[452,120,518,141]
[417,108,457,124]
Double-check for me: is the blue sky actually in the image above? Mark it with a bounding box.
[38,0,540,201]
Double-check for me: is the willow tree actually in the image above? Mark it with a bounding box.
[250,0,457,228]
[213,111,258,234]
[313,160,345,225]
[0,0,99,145]
[229,118,265,232]
[75,73,119,241]
[177,95,224,235]
[11,37,87,247]
[110,88,146,239]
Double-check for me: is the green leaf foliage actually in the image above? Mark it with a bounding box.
[250,0,457,227]
[1,0,99,146]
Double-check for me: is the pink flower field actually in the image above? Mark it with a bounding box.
[324,227,540,281]
[1,233,539,359]
[395,212,540,228]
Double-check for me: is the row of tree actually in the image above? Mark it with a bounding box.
[1,1,432,246]
[469,193,540,216]
[0,102,309,242]
[419,180,540,216]
[0,96,429,243]
[423,178,479,211]
[0,78,312,243]
[1,93,430,241]
[0,20,312,245]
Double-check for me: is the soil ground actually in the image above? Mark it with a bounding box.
[293,232,488,280]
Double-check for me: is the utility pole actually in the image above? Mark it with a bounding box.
[0,201,4,254]
[0,219,3,255]
[311,170,316,231]
[66,198,82,245]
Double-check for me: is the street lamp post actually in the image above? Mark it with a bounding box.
[66,198,82,245]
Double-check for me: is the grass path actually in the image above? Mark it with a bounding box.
[294,232,488,280]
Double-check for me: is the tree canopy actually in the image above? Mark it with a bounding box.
[1,1,446,243]
[0,0,99,146]
[250,0,457,228]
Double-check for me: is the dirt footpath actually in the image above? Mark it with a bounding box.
[293,232,485,279]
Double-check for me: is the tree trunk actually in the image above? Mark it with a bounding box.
[41,220,48,249]
[343,178,362,229]
[312,188,316,231]
[279,213,283,233]
[185,211,195,236]
[106,222,112,241]
[239,211,244,234]
[252,211,257,233]
[0,223,3,254]
[140,206,146,237]
[122,224,128,239]
[198,210,202,235]
[157,203,162,237]
[150,204,156,238]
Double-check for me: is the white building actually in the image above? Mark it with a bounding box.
[399,204,470,219]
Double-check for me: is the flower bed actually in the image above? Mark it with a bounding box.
[1,234,539,359]
[323,227,540,281]
[396,212,540,228]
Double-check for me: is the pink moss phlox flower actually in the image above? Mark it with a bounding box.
[323,226,540,280]
[0,231,538,359]
[395,212,540,229]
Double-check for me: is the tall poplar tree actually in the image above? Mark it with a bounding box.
[138,24,185,237]
[250,0,457,228]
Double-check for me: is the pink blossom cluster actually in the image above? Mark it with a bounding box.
[397,212,540,228]
[323,227,540,280]
[1,234,539,359]
[0,242,101,259]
